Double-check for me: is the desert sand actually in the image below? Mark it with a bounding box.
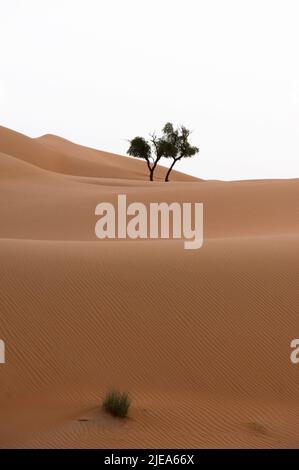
[0,125,299,448]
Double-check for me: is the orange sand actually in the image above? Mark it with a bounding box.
[0,126,298,448]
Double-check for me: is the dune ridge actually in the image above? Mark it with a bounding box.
[0,126,197,181]
[0,126,298,448]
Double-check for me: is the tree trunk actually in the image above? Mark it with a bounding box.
[150,156,162,182]
[165,158,177,182]
[146,159,153,181]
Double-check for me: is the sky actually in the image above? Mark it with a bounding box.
[0,0,299,180]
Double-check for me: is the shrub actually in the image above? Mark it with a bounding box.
[102,389,131,418]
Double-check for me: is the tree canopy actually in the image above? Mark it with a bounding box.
[127,123,199,182]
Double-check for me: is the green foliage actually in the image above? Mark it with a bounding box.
[163,123,199,160]
[127,122,199,181]
[178,125,199,158]
[102,389,131,418]
[153,136,177,159]
[127,136,152,161]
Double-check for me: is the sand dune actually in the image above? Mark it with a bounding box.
[0,126,298,448]
[0,126,196,181]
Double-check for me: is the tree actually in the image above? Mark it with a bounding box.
[127,123,199,182]
[127,136,152,179]
[127,132,173,181]
[163,123,199,182]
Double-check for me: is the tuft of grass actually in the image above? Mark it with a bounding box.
[102,389,131,418]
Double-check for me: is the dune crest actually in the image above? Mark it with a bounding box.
[0,126,197,181]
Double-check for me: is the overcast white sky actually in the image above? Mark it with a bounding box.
[1,0,299,180]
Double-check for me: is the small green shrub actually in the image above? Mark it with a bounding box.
[102,389,131,418]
